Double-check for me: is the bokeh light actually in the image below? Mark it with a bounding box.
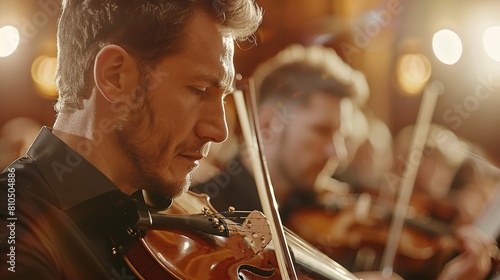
[31,55,57,98]
[396,53,432,95]
[483,25,500,62]
[432,29,463,65]
[0,25,20,58]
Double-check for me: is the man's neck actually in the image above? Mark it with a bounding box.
[52,97,136,195]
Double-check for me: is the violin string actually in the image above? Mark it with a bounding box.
[203,211,271,234]
[449,142,500,174]
[284,228,339,265]
[209,211,269,223]
[207,212,344,266]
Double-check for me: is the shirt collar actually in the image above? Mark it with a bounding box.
[27,127,121,211]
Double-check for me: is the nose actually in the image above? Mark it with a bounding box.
[196,99,228,143]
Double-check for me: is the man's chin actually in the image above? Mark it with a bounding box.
[140,175,189,199]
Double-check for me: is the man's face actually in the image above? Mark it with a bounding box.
[117,12,234,198]
[275,92,343,192]
[415,154,455,200]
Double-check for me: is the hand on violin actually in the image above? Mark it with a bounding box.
[437,225,496,280]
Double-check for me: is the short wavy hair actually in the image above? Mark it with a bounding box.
[253,44,369,107]
[55,0,262,112]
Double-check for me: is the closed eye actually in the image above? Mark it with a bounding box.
[190,86,231,105]
[190,86,207,95]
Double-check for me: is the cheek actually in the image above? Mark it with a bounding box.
[283,128,307,152]
[150,91,195,128]
[299,134,327,158]
[286,137,316,167]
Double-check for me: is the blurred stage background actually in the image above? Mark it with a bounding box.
[1,0,500,166]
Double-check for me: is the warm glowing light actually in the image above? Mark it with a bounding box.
[432,29,462,65]
[0,25,20,58]
[483,26,500,62]
[396,53,432,95]
[31,55,57,98]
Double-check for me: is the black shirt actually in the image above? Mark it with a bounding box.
[191,157,261,213]
[0,127,137,279]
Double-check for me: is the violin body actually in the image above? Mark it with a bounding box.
[123,191,280,279]
[121,191,359,280]
[124,230,280,279]
[285,192,458,280]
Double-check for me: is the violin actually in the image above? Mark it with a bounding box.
[108,75,360,280]
[286,80,500,280]
[285,190,457,280]
[111,189,359,279]
[117,190,278,279]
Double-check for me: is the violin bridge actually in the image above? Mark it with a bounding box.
[225,210,272,260]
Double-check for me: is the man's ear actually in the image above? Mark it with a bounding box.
[93,45,136,103]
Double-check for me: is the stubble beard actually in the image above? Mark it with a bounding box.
[113,82,189,199]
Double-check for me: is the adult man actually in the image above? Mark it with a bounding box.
[388,124,499,280]
[191,43,367,224]
[0,0,262,278]
[191,44,408,280]
[192,44,498,280]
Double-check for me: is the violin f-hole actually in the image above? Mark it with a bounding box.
[238,261,275,279]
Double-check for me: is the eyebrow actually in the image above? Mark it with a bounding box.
[195,74,235,93]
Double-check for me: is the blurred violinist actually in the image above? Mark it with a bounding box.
[191,43,368,223]
[383,124,500,279]
[0,0,262,278]
[191,44,405,279]
[326,121,499,280]
[387,124,499,225]
[192,44,500,279]
[332,109,394,195]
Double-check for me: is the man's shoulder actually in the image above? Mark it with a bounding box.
[1,157,58,207]
[0,159,120,279]
[190,156,262,212]
[191,157,249,197]
[0,157,63,228]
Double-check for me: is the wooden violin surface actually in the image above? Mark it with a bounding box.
[121,191,360,280]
